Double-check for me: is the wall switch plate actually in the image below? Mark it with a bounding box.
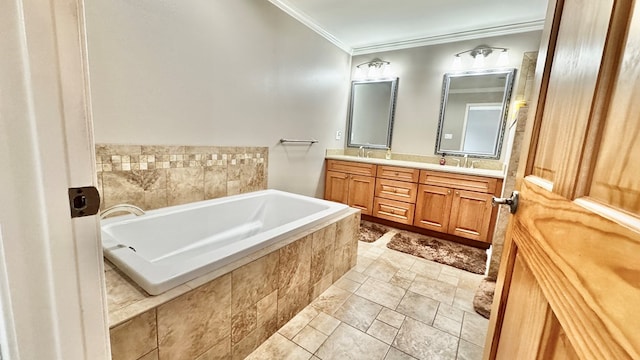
[336,130,342,140]
[444,133,453,140]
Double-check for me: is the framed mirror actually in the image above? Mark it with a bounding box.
[347,78,398,149]
[435,69,516,159]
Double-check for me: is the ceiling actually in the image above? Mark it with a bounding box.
[268,0,549,55]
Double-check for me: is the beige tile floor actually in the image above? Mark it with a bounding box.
[246,229,489,360]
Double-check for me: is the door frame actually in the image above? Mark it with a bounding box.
[0,0,110,358]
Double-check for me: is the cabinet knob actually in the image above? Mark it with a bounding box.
[455,191,460,196]
[447,190,451,195]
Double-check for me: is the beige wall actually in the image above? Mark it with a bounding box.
[351,31,542,162]
[85,0,351,198]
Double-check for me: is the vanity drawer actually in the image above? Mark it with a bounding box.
[373,198,415,225]
[327,160,377,176]
[375,178,418,203]
[419,170,498,194]
[377,165,420,182]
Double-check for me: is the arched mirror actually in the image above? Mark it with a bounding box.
[435,69,516,159]
[347,78,398,149]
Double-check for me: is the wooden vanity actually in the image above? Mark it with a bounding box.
[324,158,503,244]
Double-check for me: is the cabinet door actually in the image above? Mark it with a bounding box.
[324,170,349,204]
[348,175,375,215]
[413,184,453,232]
[449,189,493,242]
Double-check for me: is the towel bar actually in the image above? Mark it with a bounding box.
[279,138,318,144]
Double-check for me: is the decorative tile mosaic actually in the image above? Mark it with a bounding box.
[96,144,268,211]
[96,145,265,173]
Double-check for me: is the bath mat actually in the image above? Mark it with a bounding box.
[387,231,487,274]
[359,220,391,243]
[473,278,496,319]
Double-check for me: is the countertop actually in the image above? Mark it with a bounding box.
[325,155,505,179]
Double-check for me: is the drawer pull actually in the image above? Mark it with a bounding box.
[395,172,399,176]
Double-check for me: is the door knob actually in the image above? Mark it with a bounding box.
[492,191,519,214]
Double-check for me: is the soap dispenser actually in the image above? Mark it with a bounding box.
[439,153,446,165]
[385,148,392,160]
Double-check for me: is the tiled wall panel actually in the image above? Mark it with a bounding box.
[96,144,268,211]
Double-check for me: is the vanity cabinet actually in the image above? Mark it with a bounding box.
[325,160,376,215]
[414,170,499,242]
[324,159,502,244]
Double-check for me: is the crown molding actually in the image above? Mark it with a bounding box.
[351,20,545,55]
[268,0,353,54]
[268,1,545,57]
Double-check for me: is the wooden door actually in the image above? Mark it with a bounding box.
[324,170,349,204]
[449,190,492,242]
[348,174,375,215]
[486,0,640,358]
[413,184,453,232]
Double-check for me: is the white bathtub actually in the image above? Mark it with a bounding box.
[101,190,350,295]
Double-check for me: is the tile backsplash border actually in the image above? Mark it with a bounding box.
[96,144,268,211]
[96,145,265,172]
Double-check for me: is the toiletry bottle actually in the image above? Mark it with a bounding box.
[385,148,391,160]
[439,154,446,165]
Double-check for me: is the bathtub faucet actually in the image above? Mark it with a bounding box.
[100,204,146,219]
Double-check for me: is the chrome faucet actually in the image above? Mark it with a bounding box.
[358,146,365,158]
[463,154,469,168]
[100,204,145,219]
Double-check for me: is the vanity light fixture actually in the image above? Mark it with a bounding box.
[354,58,392,79]
[452,45,509,69]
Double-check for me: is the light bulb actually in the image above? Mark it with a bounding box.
[382,63,392,77]
[452,55,462,70]
[473,54,484,68]
[354,66,364,79]
[497,50,509,67]
[367,65,380,78]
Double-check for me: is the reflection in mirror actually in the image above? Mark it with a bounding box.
[435,69,516,159]
[347,78,398,149]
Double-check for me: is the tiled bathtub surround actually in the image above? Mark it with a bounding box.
[107,209,360,360]
[96,144,268,211]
